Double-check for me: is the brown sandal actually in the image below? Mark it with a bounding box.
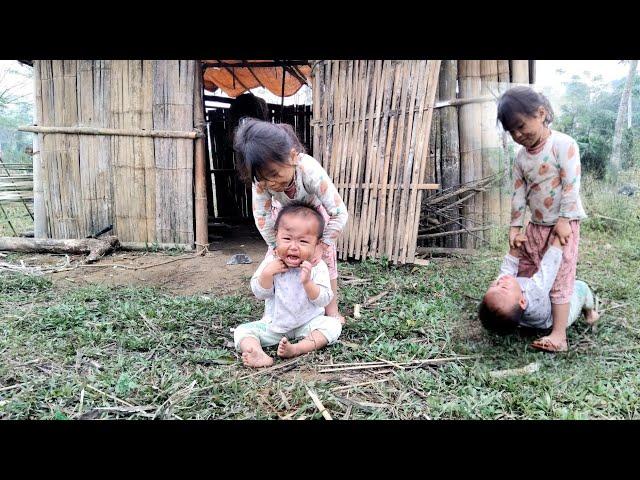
[532,336,568,353]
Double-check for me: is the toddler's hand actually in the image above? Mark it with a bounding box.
[300,260,313,284]
[265,257,288,276]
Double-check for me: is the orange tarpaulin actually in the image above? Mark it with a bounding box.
[203,60,311,98]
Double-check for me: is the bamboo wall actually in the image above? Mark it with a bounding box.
[33,60,196,244]
[311,59,532,261]
[311,60,441,264]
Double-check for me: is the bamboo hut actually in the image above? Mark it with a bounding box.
[16,59,534,263]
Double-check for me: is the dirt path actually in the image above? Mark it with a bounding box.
[37,231,268,296]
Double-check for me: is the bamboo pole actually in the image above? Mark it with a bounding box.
[18,125,200,139]
[458,60,482,248]
[32,61,47,238]
[354,60,382,260]
[398,60,429,263]
[385,62,411,261]
[193,62,208,252]
[374,62,403,258]
[480,60,501,231]
[438,60,461,248]
[406,60,441,262]
[497,60,511,227]
[510,60,529,84]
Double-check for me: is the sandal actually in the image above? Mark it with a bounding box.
[531,336,568,353]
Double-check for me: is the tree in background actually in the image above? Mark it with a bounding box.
[0,63,33,164]
[610,60,638,180]
[553,69,640,178]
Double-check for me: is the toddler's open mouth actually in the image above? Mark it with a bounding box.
[284,254,301,266]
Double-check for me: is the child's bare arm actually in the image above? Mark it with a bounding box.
[258,258,288,290]
[508,233,528,257]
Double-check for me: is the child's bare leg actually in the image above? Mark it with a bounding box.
[277,330,329,358]
[324,278,345,324]
[239,337,273,368]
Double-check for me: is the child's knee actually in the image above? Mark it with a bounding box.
[316,316,342,344]
[234,327,258,351]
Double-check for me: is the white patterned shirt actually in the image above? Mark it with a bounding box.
[498,246,563,329]
[250,254,333,333]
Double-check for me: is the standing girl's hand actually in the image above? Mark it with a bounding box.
[300,260,313,285]
[553,217,572,246]
[310,241,329,267]
[509,226,523,249]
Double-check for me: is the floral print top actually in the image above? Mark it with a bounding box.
[510,130,587,227]
[252,153,349,248]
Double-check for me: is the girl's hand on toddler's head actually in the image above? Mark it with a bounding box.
[300,260,313,284]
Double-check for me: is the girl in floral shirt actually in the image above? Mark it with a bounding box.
[497,86,587,352]
[234,118,349,323]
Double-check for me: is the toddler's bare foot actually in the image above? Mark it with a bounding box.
[242,346,274,368]
[584,309,600,326]
[277,337,299,358]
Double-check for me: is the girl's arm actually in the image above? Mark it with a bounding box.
[302,156,348,246]
[252,182,277,248]
[558,140,581,219]
[510,159,527,228]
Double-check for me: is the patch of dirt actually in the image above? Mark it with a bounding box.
[39,226,268,296]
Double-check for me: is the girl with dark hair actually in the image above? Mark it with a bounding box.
[233,118,349,324]
[497,86,587,352]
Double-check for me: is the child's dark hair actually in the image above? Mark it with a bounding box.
[233,118,305,185]
[478,296,523,335]
[274,201,325,239]
[497,86,554,131]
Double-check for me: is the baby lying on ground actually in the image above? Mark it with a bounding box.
[478,233,599,348]
[234,201,342,368]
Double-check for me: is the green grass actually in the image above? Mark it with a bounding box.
[1,176,639,419]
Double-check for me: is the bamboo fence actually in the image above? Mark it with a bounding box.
[312,59,533,262]
[27,60,198,245]
[311,60,441,264]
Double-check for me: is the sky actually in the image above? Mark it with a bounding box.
[0,60,634,108]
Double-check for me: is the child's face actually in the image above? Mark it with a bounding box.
[485,275,523,314]
[507,107,547,148]
[275,213,320,268]
[257,150,297,192]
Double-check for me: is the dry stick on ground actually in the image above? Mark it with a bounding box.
[331,377,394,392]
[306,387,333,420]
[317,355,480,373]
[364,291,389,306]
[0,236,120,264]
[0,383,27,393]
[78,253,204,271]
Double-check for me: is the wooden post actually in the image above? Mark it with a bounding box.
[194,61,208,252]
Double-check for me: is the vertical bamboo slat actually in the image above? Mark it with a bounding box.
[194,61,208,251]
[458,60,482,248]
[438,60,460,248]
[32,61,47,237]
[497,59,511,227]
[510,60,529,84]
[480,60,501,229]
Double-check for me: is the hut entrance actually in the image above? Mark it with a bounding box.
[201,61,312,251]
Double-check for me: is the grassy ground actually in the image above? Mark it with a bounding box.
[1,174,639,419]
